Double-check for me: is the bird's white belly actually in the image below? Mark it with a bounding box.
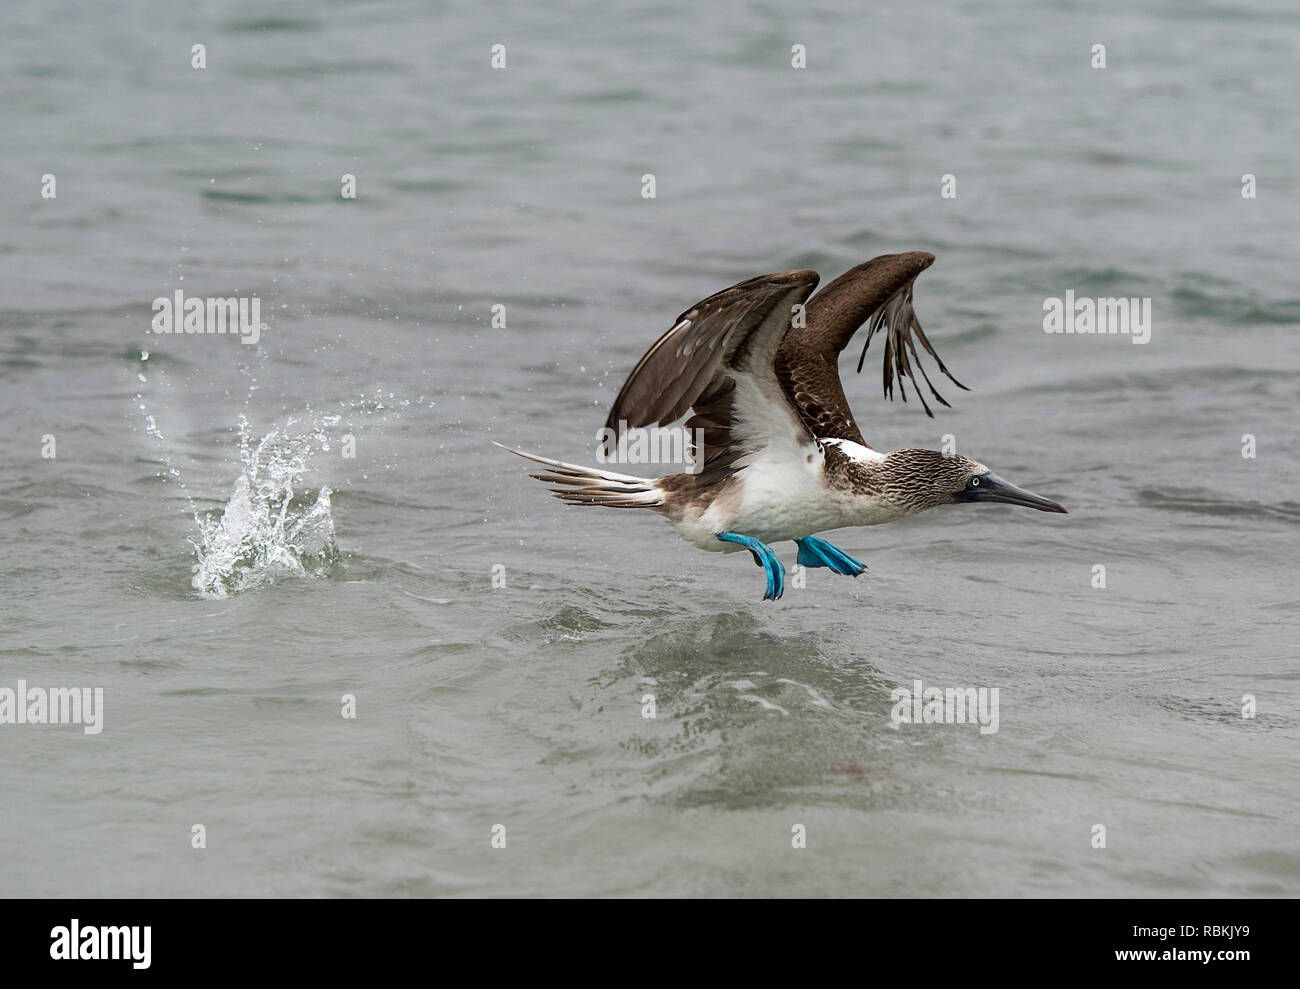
[668,451,843,550]
[666,454,913,552]
[727,474,840,542]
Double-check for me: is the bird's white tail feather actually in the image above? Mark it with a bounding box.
[494,442,664,509]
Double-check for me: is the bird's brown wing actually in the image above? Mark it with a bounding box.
[605,269,820,484]
[776,251,967,447]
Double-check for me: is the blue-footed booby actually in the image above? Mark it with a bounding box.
[499,252,1066,600]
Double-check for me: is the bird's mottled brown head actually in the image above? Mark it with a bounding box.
[880,449,1068,515]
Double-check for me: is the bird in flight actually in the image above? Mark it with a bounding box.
[499,251,1066,600]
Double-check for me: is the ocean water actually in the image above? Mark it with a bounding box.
[2,0,1298,897]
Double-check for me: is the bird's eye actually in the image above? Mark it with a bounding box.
[970,477,980,486]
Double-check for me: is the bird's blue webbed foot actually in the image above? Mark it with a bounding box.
[717,531,786,600]
[795,536,868,577]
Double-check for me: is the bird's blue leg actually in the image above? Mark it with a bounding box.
[716,531,786,601]
[795,536,868,577]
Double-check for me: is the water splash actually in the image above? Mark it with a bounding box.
[190,415,339,599]
[133,338,427,597]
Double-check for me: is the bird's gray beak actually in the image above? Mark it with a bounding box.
[956,472,1068,514]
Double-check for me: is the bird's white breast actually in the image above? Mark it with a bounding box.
[667,436,906,550]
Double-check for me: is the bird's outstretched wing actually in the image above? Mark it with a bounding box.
[776,251,967,447]
[604,269,820,484]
